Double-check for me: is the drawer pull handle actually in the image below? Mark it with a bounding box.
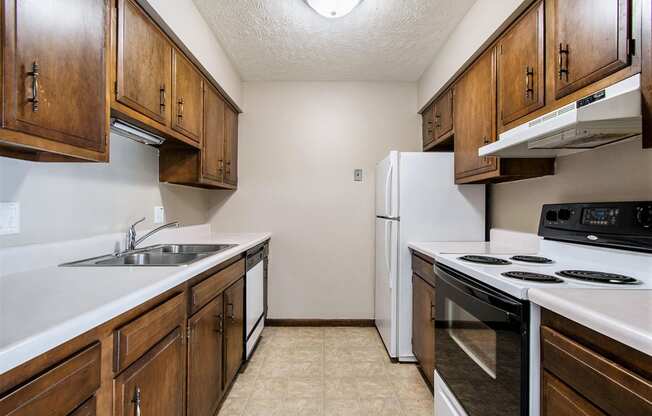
[558,43,569,81]
[215,313,224,333]
[133,386,142,416]
[227,303,235,320]
[27,61,40,112]
[430,304,436,321]
[160,85,166,114]
[525,65,534,99]
[177,97,184,122]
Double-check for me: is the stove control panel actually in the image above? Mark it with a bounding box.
[539,202,652,252]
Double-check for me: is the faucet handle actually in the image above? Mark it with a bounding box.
[129,217,146,230]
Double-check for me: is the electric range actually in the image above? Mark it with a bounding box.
[432,201,652,416]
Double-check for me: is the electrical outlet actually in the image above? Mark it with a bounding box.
[0,202,20,235]
[354,169,363,182]
[154,206,165,224]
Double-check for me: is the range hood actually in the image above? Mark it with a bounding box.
[110,118,166,146]
[479,74,642,158]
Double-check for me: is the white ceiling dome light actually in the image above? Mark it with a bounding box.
[305,0,363,18]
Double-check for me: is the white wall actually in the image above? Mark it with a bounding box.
[146,0,243,106]
[417,0,528,109]
[208,82,420,319]
[0,134,211,248]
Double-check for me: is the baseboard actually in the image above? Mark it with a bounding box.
[265,318,375,327]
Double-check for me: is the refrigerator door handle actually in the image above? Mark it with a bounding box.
[385,163,393,217]
[385,220,392,289]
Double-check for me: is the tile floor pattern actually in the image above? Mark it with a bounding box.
[218,326,433,416]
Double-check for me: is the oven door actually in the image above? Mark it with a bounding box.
[435,264,529,416]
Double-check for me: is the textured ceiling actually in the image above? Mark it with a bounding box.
[192,0,476,81]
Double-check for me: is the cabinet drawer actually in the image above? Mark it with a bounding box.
[69,396,97,416]
[0,343,100,416]
[411,252,436,286]
[542,371,605,416]
[191,258,245,314]
[541,325,652,416]
[114,293,185,373]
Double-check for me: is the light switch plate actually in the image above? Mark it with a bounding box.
[154,206,165,224]
[0,202,20,235]
[354,169,363,182]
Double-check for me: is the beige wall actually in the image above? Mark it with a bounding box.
[417,0,529,109]
[0,134,211,248]
[208,82,420,319]
[491,140,652,233]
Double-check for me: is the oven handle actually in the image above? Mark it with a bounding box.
[435,264,524,319]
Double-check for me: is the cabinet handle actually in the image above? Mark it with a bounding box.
[227,303,235,320]
[27,61,40,112]
[225,160,231,175]
[218,159,224,174]
[214,313,224,333]
[132,386,142,416]
[160,85,166,114]
[524,65,534,99]
[483,137,490,145]
[430,304,435,321]
[434,114,441,128]
[558,43,569,81]
[177,97,184,122]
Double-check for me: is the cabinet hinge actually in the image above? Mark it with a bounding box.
[626,38,636,56]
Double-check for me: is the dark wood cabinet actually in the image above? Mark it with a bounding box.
[422,102,435,149]
[542,371,606,416]
[171,49,203,143]
[115,0,171,126]
[552,0,631,99]
[223,104,239,186]
[412,273,436,388]
[498,1,545,128]
[434,88,454,141]
[113,328,185,416]
[0,0,109,162]
[223,277,244,383]
[187,295,225,416]
[202,84,226,183]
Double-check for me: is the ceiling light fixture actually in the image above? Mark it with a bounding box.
[305,0,363,18]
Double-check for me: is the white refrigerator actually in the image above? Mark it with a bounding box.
[375,151,485,361]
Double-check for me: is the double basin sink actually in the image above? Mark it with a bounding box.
[61,244,237,267]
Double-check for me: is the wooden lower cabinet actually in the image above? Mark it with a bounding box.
[113,328,185,416]
[69,397,97,416]
[187,295,225,416]
[542,371,606,416]
[412,273,436,388]
[224,277,245,383]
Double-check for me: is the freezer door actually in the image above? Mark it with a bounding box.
[375,151,399,218]
[375,217,399,356]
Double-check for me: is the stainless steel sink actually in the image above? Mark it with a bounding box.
[60,243,237,267]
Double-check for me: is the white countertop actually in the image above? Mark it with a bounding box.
[408,240,530,259]
[0,231,271,374]
[529,288,652,356]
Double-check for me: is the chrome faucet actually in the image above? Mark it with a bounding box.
[125,217,180,252]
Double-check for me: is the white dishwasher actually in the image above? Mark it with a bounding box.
[245,247,266,358]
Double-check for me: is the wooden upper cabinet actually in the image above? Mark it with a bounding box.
[114,328,185,416]
[412,274,435,388]
[422,103,435,149]
[434,88,454,140]
[202,84,226,183]
[498,1,545,128]
[187,295,225,416]
[0,0,109,161]
[454,48,497,181]
[552,0,631,99]
[116,0,171,126]
[171,50,203,143]
[223,277,244,384]
[223,105,239,186]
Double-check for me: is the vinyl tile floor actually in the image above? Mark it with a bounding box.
[218,326,433,416]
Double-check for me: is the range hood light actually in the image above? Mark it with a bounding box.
[305,0,362,18]
[110,119,165,146]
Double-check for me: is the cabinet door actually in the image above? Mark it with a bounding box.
[454,48,497,180]
[116,0,171,125]
[553,0,630,99]
[498,1,544,127]
[68,396,96,416]
[202,85,226,182]
[422,103,435,148]
[224,277,244,384]
[434,89,453,140]
[171,49,203,143]
[114,328,185,416]
[223,105,239,186]
[541,371,606,416]
[188,295,224,416]
[2,0,108,153]
[412,274,435,387]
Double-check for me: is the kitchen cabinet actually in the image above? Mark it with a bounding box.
[421,102,435,150]
[113,328,185,416]
[187,295,225,416]
[202,84,227,183]
[171,49,203,143]
[115,0,171,127]
[541,309,652,416]
[412,274,435,388]
[433,88,454,143]
[0,0,110,162]
[224,277,245,384]
[224,104,239,186]
[497,1,544,128]
[552,0,631,99]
